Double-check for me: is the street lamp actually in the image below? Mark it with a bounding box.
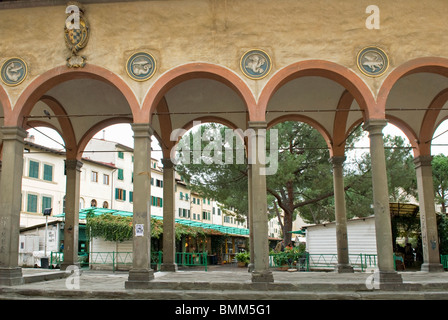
[43,208,52,258]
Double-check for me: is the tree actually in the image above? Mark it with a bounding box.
[176,122,361,244]
[432,154,448,214]
[175,122,418,245]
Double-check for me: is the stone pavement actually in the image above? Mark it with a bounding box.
[1,266,448,300]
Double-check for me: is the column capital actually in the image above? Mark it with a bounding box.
[414,155,433,168]
[131,123,154,138]
[0,126,27,141]
[65,159,83,171]
[248,121,267,129]
[161,158,174,169]
[329,156,346,167]
[363,119,388,135]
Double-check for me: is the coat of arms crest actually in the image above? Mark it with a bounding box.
[64,1,89,68]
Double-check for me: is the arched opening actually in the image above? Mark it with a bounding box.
[381,59,448,272]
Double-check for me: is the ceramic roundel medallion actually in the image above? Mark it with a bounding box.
[357,46,389,77]
[1,57,28,86]
[126,52,157,81]
[240,49,272,80]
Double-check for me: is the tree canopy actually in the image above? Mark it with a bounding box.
[175,122,418,243]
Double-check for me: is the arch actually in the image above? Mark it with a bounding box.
[267,114,333,156]
[9,64,140,127]
[418,88,448,156]
[141,63,257,124]
[259,60,375,120]
[76,117,133,160]
[32,95,77,158]
[333,90,356,157]
[377,57,448,116]
[0,84,12,121]
[181,116,239,133]
[384,115,419,157]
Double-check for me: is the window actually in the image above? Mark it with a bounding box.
[103,174,110,185]
[41,196,52,213]
[156,179,163,188]
[91,199,97,207]
[91,171,98,182]
[118,168,124,180]
[43,164,53,182]
[102,201,109,208]
[28,160,39,178]
[179,192,183,200]
[129,191,133,203]
[115,188,126,201]
[118,151,124,159]
[151,196,162,207]
[27,194,38,213]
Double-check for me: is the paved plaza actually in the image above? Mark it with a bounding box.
[1,266,448,300]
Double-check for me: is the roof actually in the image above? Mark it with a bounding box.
[303,203,420,229]
[55,207,249,236]
[389,202,419,218]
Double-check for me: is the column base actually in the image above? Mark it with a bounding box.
[421,262,445,273]
[251,270,274,283]
[125,269,154,289]
[0,267,24,286]
[335,264,354,273]
[376,271,403,290]
[161,263,178,272]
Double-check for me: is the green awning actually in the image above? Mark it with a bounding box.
[289,230,306,235]
[55,207,249,236]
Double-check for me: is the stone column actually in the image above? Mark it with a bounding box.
[61,159,83,270]
[247,164,255,272]
[330,156,353,273]
[363,120,402,285]
[161,158,177,272]
[125,123,154,289]
[0,127,26,286]
[414,156,444,272]
[248,121,274,283]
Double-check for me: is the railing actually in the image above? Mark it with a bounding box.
[50,251,89,268]
[441,255,448,270]
[51,251,208,271]
[269,252,379,272]
[151,251,208,271]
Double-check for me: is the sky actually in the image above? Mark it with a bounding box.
[27,120,448,161]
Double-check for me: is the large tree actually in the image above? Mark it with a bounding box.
[175,122,417,244]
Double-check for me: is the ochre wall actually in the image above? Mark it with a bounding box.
[1,0,447,107]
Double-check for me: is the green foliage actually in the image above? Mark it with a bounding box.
[86,213,208,242]
[235,251,250,263]
[86,214,133,242]
[433,154,448,213]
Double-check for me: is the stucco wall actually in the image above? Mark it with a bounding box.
[1,0,447,107]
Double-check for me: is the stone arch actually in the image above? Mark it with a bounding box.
[258,60,376,120]
[141,63,257,124]
[9,64,140,128]
[267,114,333,154]
[378,57,448,156]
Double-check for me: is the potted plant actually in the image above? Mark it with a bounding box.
[235,252,250,267]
